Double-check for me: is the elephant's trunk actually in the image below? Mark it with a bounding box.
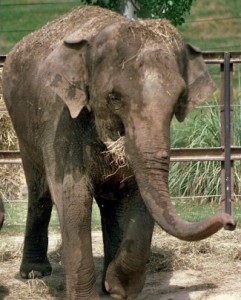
[124,124,235,241]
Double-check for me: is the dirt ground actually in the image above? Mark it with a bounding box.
[1,228,241,300]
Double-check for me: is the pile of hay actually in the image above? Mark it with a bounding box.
[148,227,241,273]
[0,68,25,201]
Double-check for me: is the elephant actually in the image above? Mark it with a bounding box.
[2,5,235,300]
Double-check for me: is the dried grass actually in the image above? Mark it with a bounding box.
[0,68,25,201]
[1,230,240,272]
[0,164,25,201]
[148,228,241,273]
[27,275,49,295]
[1,230,241,299]
[0,235,64,300]
[103,137,133,182]
[104,137,127,169]
[0,113,19,150]
[138,18,183,53]
[0,237,23,262]
[0,68,3,101]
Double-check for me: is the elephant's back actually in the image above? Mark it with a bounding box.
[3,6,123,111]
[4,6,123,70]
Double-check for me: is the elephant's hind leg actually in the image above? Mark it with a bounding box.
[20,150,53,278]
[104,190,154,299]
[95,196,124,293]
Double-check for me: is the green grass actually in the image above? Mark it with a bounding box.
[179,0,241,51]
[174,199,241,223]
[2,199,241,236]
[0,1,83,53]
[1,201,102,235]
[1,202,59,234]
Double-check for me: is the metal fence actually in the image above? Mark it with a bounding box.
[1,52,241,218]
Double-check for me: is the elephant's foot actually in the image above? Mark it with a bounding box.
[20,258,52,279]
[104,261,145,300]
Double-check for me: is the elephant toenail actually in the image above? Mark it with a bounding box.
[105,281,110,292]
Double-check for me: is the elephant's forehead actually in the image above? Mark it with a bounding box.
[92,23,169,61]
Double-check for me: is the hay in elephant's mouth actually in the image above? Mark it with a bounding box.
[103,137,128,169]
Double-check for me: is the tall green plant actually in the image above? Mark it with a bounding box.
[170,94,241,201]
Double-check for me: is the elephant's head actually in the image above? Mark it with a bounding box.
[48,19,235,241]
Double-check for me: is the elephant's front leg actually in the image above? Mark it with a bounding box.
[61,176,99,300]
[105,190,154,300]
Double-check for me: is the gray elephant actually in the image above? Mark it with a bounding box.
[2,5,235,300]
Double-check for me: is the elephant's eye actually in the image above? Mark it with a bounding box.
[107,92,122,110]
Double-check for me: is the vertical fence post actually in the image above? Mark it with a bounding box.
[221,52,234,216]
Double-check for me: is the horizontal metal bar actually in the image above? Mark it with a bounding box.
[0,150,20,158]
[0,151,22,164]
[171,194,241,200]
[1,147,241,164]
[203,51,241,64]
[170,147,241,162]
[0,159,22,164]
[1,52,241,67]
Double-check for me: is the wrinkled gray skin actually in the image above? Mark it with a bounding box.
[2,6,235,300]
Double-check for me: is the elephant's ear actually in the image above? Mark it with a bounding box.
[175,44,216,122]
[48,38,89,118]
